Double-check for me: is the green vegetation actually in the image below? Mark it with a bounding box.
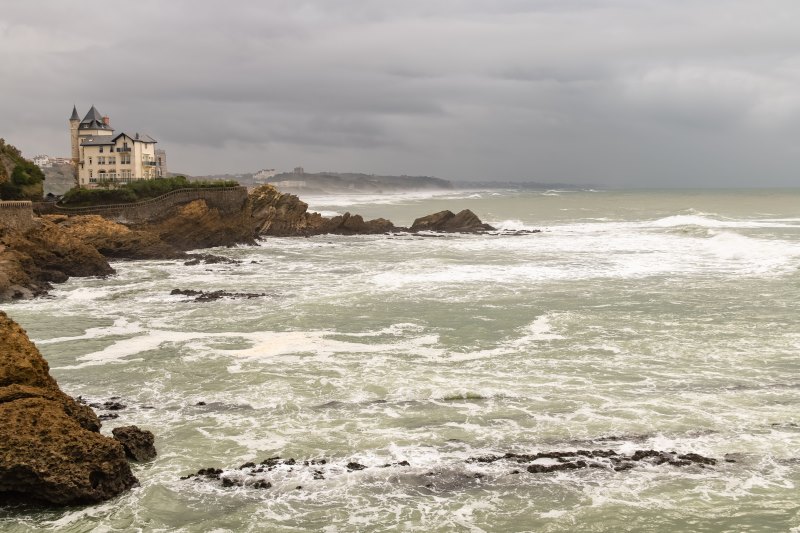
[59,176,239,207]
[0,138,45,201]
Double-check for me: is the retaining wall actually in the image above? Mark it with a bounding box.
[0,201,35,232]
[34,187,249,224]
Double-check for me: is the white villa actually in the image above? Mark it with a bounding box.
[70,105,166,188]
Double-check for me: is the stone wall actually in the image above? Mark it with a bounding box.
[36,187,248,224]
[0,201,34,231]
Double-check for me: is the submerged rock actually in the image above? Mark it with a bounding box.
[112,426,157,462]
[170,288,268,302]
[0,312,137,505]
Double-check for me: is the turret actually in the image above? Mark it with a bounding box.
[69,105,80,182]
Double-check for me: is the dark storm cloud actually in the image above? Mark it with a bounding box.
[2,0,800,185]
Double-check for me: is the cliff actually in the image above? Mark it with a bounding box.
[249,184,394,236]
[0,217,113,300]
[0,312,137,504]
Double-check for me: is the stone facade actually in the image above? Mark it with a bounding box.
[70,106,164,188]
[0,201,34,232]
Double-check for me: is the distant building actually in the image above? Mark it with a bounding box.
[155,149,167,178]
[32,155,71,168]
[293,166,305,176]
[253,168,277,183]
[32,155,52,168]
[69,105,166,188]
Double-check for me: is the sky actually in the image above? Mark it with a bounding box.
[2,0,800,187]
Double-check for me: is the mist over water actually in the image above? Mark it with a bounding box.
[3,189,800,532]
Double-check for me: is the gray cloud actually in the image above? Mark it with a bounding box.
[2,0,800,186]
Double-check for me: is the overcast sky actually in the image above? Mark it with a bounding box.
[2,0,800,186]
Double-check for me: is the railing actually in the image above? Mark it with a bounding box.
[54,186,245,212]
[116,147,132,152]
[40,186,248,224]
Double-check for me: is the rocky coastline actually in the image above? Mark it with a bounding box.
[0,184,526,506]
[0,312,154,505]
[0,184,510,302]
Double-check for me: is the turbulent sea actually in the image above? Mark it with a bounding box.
[3,189,800,532]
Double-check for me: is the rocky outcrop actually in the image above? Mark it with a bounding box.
[112,426,157,462]
[136,199,255,250]
[410,209,495,232]
[44,214,182,259]
[249,185,396,236]
[321,212,395,235]
[0,218,113,300]
[0,312,137,505]
[249,184,332,236]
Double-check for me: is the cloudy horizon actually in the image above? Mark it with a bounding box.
[2,0,800,187]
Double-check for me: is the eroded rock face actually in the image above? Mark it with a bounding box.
[0,218,114,301]
[136,199,256,250]
[45,214,181,259]
[249,185,396,236]
[112,426,157,462]
[410,209,495,232]
[0,312,137,505]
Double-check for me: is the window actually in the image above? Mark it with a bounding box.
[89,157,92,165]
[99,146,104,153]
[89,170,93,178]
[98,157,105,165]
[109,157,116,164]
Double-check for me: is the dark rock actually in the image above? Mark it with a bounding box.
[0,312,136,505]
[410,209,495,233]
[103,401,126,411]
[98,413,119,421]
[184,253,241,266]
[252,480,271,489]
[196,401,206,406]
[239,462,256,469]
[111,425,157,462]
[346,462,367,471]
[171,289,268,302]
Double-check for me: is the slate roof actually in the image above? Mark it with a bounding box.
[70,105,79,121]
[78,105,113,131]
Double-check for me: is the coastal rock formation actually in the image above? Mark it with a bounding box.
[410,209,495,232]
[136,199,256,250]
[249,184,396,236]
[0,312,137,505]
[0,217,113,300]
[112,426,157,462]
[249,184,333,236]
[44,214,181,259]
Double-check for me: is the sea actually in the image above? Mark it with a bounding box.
[2,188,799,532]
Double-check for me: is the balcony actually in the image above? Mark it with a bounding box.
[142,161,157,166]
[116,147,132,153]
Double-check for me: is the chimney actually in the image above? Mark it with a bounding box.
[103,116,110,126]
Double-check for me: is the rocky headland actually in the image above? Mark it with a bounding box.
[0,184,506,302]
[0,312,145,505]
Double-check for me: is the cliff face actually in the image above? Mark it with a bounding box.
[0,218,113,300]
[249,184,394,236]
[0,312,137,504]
[47,214,182,259]
[136,199,256,250]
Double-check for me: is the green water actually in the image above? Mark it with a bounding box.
[2,189,799,532]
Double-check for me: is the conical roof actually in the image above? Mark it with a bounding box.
[69,105,79,121]
[78,105,113,131]
[81,105,103,124]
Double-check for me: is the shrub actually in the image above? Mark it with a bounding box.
[59,176,240,206]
